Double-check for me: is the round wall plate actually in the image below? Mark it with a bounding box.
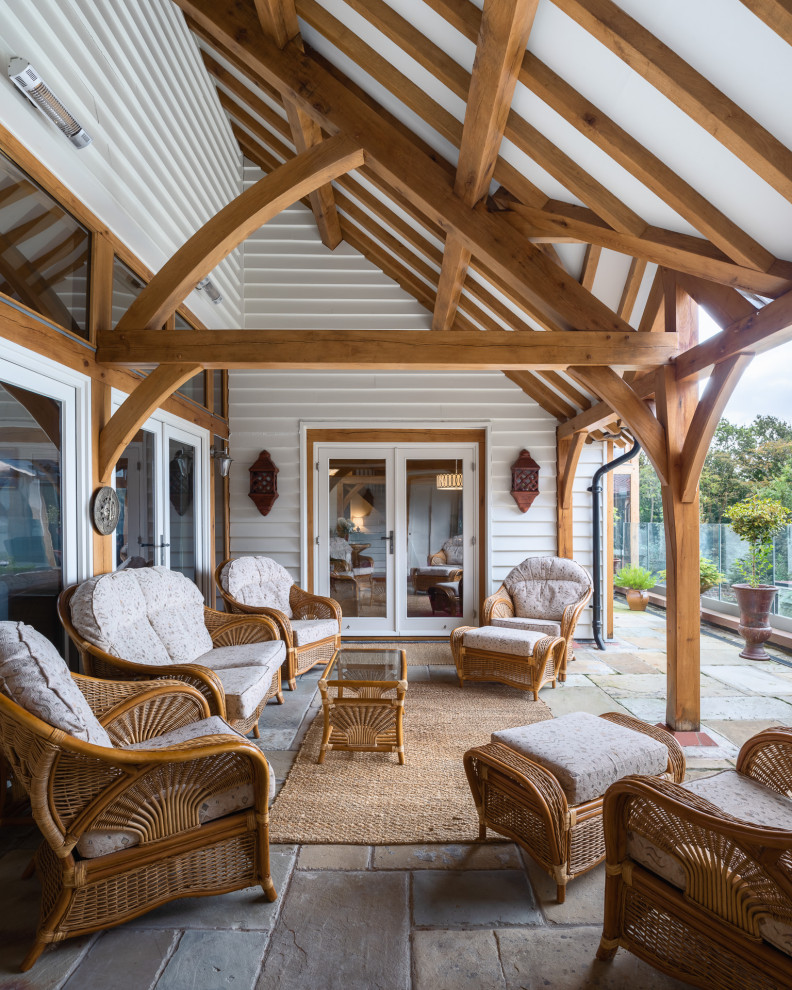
[92,485,120,535]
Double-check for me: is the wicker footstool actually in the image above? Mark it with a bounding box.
[451,625,566,701]
[463,712,685,902]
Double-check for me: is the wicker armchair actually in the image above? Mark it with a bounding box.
[597,727,792,989]
[59,569,284,738]
[0,625,275,972]
[216,556,341,690]
[484,556,592,673]
[412,535,464,593]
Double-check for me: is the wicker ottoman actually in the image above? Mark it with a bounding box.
[451,625,566,701]
[463,712,685,902]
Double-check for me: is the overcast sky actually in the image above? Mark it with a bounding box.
[699,309,792,426]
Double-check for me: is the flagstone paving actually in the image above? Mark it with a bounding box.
[1,602,790,988]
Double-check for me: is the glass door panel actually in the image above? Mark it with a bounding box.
[168,438,197,582]
[115,429,156,567]
[0,382,64,647]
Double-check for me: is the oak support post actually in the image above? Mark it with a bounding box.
[556,429,586,558]
[91,381,114,574]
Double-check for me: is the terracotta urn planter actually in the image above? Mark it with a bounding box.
[625,589,650,611]
[732,584,778,660]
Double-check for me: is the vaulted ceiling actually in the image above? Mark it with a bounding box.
[165,0,792,433]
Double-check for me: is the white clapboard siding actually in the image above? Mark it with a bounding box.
[228,370,602,637]
[242,163,431,331]
[0,0,243,328]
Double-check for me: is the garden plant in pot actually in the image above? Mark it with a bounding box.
[729,494,791,660]
[613,565,656,611]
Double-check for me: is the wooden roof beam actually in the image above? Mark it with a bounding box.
[738,0,792,45]
[556,0,792,205]
[177,0,634,337]
[97,328,679,370]
[252,0,342,249]
[490,191,792,297]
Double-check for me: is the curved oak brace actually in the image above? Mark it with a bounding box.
[97,364,202,484]
[569,366,669,485]
[558,430,586,511]
[679,353,753,502]
[116,135,365,332]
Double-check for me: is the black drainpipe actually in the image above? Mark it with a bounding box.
[588,436,641,650]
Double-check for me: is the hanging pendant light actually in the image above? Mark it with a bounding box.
[437,458,463,490]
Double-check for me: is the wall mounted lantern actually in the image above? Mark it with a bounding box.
[249,450,279,516]
[510,449,540,512]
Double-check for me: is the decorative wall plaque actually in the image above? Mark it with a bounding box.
[249,450,279,516]
[510,449,540,512]
[91,485,120,535]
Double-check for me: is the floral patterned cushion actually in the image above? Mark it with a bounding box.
[70,571,172,666]
[442,535,464,566]
[491,616,562,637]
[492,712,668,805]
[221,557,293,618]
[329,537,353,568]
[195,640,286,671]
[463,625,548,658]
[133,567,212,662]
[504,557,591,621]
[0,622,111,747]
[77,717,276,858]
[626,770,792,958]
[289,619,339,647]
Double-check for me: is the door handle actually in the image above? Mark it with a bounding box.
[380,530,394,555]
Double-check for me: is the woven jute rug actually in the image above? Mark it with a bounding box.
[269,680,552,845]
[342,639,453,666]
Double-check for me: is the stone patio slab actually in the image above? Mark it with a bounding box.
[602,655,661,675]
[615,695,792,723]
[521,856,606,926]
[412,930,505,990]
[497,926,690,989]
[543,685,630,719]
[60,929,177,990]
[125,845,297,931]
[157,930,266,990]
[701,664,792,697]
[704,718,784,749]
[374,843,521,871]
[257,871,409,990]
[591,673,734,699]
[297,845,370,870]
[0,932,95,990]
[412,870,541,928]
[565,657,616,675]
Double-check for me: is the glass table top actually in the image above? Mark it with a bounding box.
[329,648,406,683]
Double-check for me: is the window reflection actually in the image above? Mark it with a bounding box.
[407,459,463,618]
[0,381,63,648]
[0,152,90,337]
[115,430,156,568]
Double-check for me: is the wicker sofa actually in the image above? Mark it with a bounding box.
[216,556,340,690]
[0,621,277,971]
[598,727,792,989]
[484,556,592,671]
[59,567,284,737]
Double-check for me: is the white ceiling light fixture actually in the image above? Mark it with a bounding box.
[7,57,92,149]
[196,276,223,305]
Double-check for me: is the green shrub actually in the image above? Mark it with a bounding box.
[613,565,656,590]
[729,495,791,588]
[658,556,725,594]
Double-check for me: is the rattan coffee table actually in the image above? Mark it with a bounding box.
[317,647,407,764]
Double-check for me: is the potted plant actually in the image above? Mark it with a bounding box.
[613,564,656,611]
[658,556,725,596]
[729,494,791,660]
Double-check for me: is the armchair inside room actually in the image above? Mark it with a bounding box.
[216,556,341,690]
[0,621,276,972]
[483,556,592,673]
[598,726,792,989]
[59,567,285,737]
[328,536,374,617]
[411,534,464,593]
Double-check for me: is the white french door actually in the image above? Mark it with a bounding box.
[112,395,210,598]
[315,442,477,635]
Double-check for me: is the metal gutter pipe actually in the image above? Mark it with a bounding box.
[588,437,641,650]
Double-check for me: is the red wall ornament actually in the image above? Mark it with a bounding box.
[510,449,540,512]
[249,450,279,516]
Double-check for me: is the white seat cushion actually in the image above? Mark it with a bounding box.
[463,625,548,658]
[289,619,339,647]
[77,716,275,858]
[220,557,294,617]
[492,712,668,806]
[0,622,111,747]
[195,640,286,671]
[215,666,276,721]
[415,565,461,578]
[492,616,562,637]
[626,769,792,958]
